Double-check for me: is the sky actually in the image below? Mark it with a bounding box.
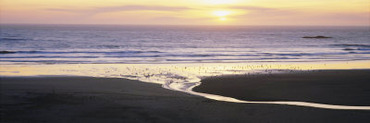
[1,0,369,26]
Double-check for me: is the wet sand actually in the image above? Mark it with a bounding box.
[1,76,370,123]
[194,70,370,106]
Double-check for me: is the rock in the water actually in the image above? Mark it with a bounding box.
[302,36,332,39]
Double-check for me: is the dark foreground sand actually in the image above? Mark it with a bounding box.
[1,74,370,123]
[194,70,370,106]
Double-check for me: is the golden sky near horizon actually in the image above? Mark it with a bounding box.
[0,0,369,25]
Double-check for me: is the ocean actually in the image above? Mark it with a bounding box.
[1,24,369,64]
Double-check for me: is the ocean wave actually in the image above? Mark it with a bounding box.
[356,48,370,51]
[97,45,122,49]
[3,50,163,54]
[0,37,27,41]
[0,51,17,54]
[104,55,161,58]
[0,56,99,58]
[165,57,299,62]
[259,52,349,56]
[3,51,368,64]
[0,60,89,63]
[331,44,370,48]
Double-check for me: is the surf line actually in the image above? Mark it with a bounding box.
[162,80,370,110]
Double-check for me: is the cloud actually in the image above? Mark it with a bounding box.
[95,5,190,12]
[229,6,277,11]
[227,5,300,18]
[46,5,191,14]
[45,8,78,12]
[229,6,369,26]
[151,16,210,23]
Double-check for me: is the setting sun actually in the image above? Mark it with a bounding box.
[213,10,231,22]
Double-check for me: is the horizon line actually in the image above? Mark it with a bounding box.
[1,23,369,27]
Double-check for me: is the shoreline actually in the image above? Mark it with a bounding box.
[1,61,370,109]
[2,76,370,123]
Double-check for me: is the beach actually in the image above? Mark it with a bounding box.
[1,24,370,122]
[2,75,370,123]
[194,70,370,106]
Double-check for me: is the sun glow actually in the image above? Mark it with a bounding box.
[1,0,368,25]
[213,10,231,21]
[213,10,231,17]
[219,17,227,21]
[203,0,238,4]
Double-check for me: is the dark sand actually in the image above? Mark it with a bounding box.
[194,70,370,106]
[1,75,370,123]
